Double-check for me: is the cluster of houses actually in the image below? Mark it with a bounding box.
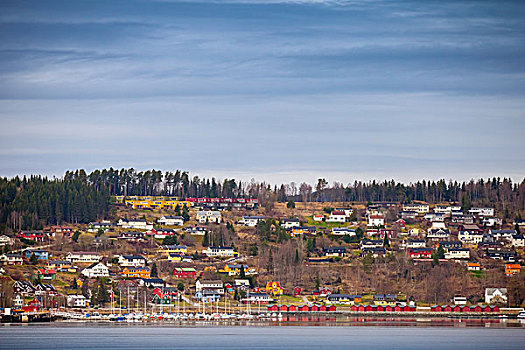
[1,196,523,314]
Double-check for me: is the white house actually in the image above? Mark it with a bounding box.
[66,252,101,264]
[434,205,461,214]
[81,262,110,278]
[67,295,88,308]
[195,280,224,294]
[335,208,353,216]
[431,221,447,229]
[512,234,524,247]
[331,228,356,236]
[0,234,13,246]
[426,228,450,241]
[489,229,516,241]
[313,215,324,222]
[327,210,347,223]
[240,216,265,227]
[402,203,430,213]
[0,253,23,265]
[469,207,495,217]
[13,294,24,308]
[158,216,184,226]
[117,219,153,230]
[482,217,502,227]
[242,293,273,304]
[281,218,301,229]
[458,231,484,244]
[485,288,507,304]
[367,214,385,227]
[424,213,445,222]
[453,296,467,305]
[202,246,238,258]
[444,248,470,260]
[406,239,426,248]
[87,221,111,233]
[118,255,146,267]
[196,211,222,224]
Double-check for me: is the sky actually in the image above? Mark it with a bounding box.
[0,0,524,185]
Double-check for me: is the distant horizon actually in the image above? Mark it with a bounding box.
[2,167,523,187]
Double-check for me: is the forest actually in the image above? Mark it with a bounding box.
[0,174,112,232]
[1,167,524,232]
[85,168,525,213]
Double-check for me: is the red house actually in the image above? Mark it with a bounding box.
[299,305,309,312]
[385,305,393,312]
[365,305,374,312]
[287,305,297,312]
[443,305,452,312]
[328,305,336,312]
[403,305,412,312]
[279,305,288,312]
[319,305,327,312]
[432,305,442,312]
[491,306,500,312]
[268,305,279,312]
[409,248,432,259]
[293,287,302,296]
[310,305,319,312]
[350,305,358,311]
[21,305,39,313]
[358,305,366,312]
[395,219,406,227]
[17,231,45,242]
[394,305,402,312]
[173,267,196,279]
[482,305,491,312]
[461,306,470,312]
[453,306,461,312]
[470,305,482,312]
[376,305,384,312]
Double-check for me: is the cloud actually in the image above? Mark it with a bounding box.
[0,0,524,180]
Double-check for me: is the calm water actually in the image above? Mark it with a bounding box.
[1,323,525,350]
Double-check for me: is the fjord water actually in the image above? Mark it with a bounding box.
[1,325,525,350]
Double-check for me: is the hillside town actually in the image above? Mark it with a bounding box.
[1,192,524,322]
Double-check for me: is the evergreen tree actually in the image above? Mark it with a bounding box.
[240,264,246,279]
[202,231,209,247]
[182,207,190,222]
[30,253,38,265]
[151,263,158,278]
[437,245,445,259]
[72,231,81,243]
[97,280,108,305]
[383,234,390,248]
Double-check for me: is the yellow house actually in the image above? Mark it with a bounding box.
[158,245,188,254]
[120,267,151,279]
[168,253,183,262]
[220,264,249,276]
[266,281,284,296]
[125,199,191,210]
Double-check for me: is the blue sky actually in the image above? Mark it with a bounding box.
[1,0,524,184]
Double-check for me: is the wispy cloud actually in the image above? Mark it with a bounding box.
[0,0,524,181]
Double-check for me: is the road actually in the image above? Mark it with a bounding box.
[10,244,52,253]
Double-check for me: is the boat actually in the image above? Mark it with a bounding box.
[517,311,525,319]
